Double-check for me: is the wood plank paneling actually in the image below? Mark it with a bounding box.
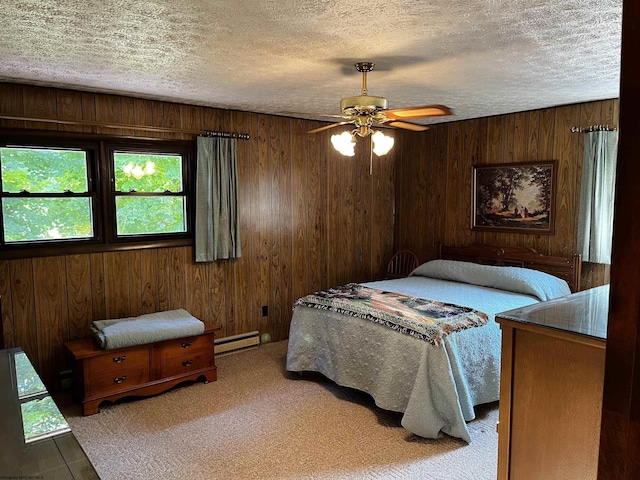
[371,143,395,280]
[9,259,38,368]
[0,261,15,348]
[0,81,392,388]
[90,253,106,320]
[157,248,170,312]
[277,117,293,340]
[169,247,186,310]
[103,251,130,319]
[327,133,342,287]
[514,112,529,161]
[94,94,123,136]
[258,115,272,339]
[2,81,609,394]
[133,98,155,138]
[22,85,57,130]
[445,121,467,246]
[549,104,580,257]
[33,256,68,389]
[56,90,85,133]
[410,129,432,262]
[269,116,283,340]
[185,247,209,325]
[120,97,138,137]
[128,250,143,317]
[140,249,158,314]
[308,121,323,291]
[291,119,309,303]
[65,255,93,341]
[357,127,372,280]
[232,109,254,334]
[208,261,226,332]
[0,83,25,129]
[395,98,617,290]
[81,92,97,134]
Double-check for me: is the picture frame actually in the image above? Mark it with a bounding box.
[471,161,556,234]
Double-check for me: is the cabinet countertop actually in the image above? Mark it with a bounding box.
[496,284,609,341]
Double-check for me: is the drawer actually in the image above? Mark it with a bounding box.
[159,334,211,360]
[87,364,149,397]
[160,349,212,378]
[87,346,149,375]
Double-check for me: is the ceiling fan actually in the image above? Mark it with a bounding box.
[309,61,453,138]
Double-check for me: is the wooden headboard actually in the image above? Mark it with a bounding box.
[438,243,582,293]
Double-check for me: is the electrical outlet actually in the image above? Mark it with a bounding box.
[262,305,268,317]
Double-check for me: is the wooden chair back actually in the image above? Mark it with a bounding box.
[386,250,419,279]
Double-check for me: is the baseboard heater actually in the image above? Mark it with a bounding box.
[214,331,260,356]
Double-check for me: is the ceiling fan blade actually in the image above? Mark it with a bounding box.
[308,122,351,134]
[383,105,452,120]
[383,120,430,132]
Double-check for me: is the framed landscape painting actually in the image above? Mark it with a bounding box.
[471,161,556,234]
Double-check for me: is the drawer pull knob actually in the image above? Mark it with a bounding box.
[114,375,127,384]
[181,342,193,349]
[182,359,193,367]
[112,355,126,364]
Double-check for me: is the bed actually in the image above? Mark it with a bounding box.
[286,243,581,442]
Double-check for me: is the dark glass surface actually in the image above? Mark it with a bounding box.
[497,285,610,340]
[0,347,99,479]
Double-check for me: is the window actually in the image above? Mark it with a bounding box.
[112,151,187,237]
[0,132,193,256]
[1,146,95,243]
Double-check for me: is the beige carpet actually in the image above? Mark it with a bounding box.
[60,341,499,480]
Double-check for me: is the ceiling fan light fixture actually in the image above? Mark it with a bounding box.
[371,130,394,156]
[311,62,452,163]
[331,131,356,156]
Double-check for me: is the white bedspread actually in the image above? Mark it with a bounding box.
[286,276,541,443]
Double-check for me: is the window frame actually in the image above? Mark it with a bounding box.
[102,139,193,244]
[0,130,195,259]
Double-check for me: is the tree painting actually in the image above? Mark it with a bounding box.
[472,162,555,233]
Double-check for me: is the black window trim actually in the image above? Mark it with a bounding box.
[0,129,195,259]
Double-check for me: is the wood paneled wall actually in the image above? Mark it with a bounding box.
[0,81,619,391]
[394,99,619,290]
[0,83,395,390]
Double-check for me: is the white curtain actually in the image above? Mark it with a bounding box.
[195,136,241,261]
[577,130,618,264]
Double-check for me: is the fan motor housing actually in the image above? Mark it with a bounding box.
[340,95,388,116]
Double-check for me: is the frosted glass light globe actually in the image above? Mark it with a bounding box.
[372,131,394,156]
[331,131,356,156]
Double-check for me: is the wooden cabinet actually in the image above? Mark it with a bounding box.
[66,327,217,415]
[496,286,608,480]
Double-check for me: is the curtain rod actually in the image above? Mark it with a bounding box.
[0,115,250,139]
[570,124,618,133]
[202,131,250,140]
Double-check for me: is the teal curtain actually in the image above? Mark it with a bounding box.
[577,130,618,264]
[195,136,241,261]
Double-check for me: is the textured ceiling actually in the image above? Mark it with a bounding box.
[0,0,622,125]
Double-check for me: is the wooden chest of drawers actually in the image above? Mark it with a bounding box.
[65,328,217,415]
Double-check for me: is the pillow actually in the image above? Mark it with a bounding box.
[410,259,571,301]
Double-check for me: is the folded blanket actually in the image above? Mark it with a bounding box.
[91,309,205,350]
[294,283,489,346]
